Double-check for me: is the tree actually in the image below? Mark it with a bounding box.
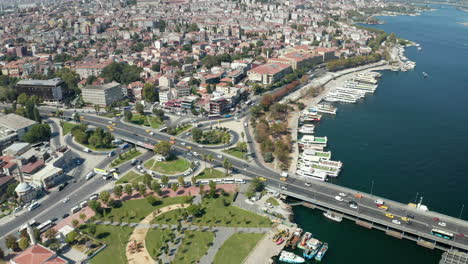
[17,93,28,105]
[153,141,171,157]
[99,191,111,205]
[143,83,158,102]
[88,200,102,215]
[124,184,133,195]
[192,128,203,143]
[66,231,78,244]
[151,180,161,194]
[94,104,101,115]
[236,142,248,153]
[89,224,97,235]
[124,110,133,121]
[5,235,19,251]
[207,154,214,169]
[100,62,142,85]
[151,63,161,72]
[222,158,232,175]
[208,180,216,197]
[178,176,185,187]
[71,219,79,228]
[22,124,51,143]
[114,185,123,198]
[161,175,169,186]
[138,184,147,197]
[146,195,157,206]
[79,213,86,222]
[171,183,178,192]
[152,108,165,120]
[44,228,58,241]
[191,176,197,186]
[135,102,144,115]
[186,204,201,217]
[0,247,4,259]
[18,237,29,251]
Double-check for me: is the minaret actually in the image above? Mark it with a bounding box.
[27,223,36,245]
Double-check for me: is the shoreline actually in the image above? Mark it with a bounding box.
[457,22,468,26]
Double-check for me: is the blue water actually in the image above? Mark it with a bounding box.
[292,6,468,264]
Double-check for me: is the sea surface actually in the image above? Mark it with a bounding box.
[289,6,468,264]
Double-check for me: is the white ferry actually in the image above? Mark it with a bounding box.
[300,149,332,160]
[299,135,328,147]
[319,158,343,169]
[298,124,315,134]
[279,251,305,264]
[323,211,343,222]
[311,163,340,177]
[314,103,337,115]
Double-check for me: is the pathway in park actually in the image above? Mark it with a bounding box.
[96,217,271,264]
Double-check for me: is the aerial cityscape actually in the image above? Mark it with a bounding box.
[0,0,467,263]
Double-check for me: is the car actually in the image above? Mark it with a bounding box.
[108,121,112,124]
[457,233,465,238]
[304,182,311,187]
[181,142,186,146]
[258,177,267,182]
[392,219,401,225]
[354,194,363,199]
[62,197,70,203]
[385,213,394,218]
[377,205,389,211]
[62,213,69,219]
[186,132,191,136]
[350,204,358,209]
[280,177,287,182]
[217,154,223,159]
[438,222,447,227]
[334,196,343,201]
[139,169,145,173]
[338,192,347,197]
[192,152,199,156]
[183,172,190,176]
[145,129,151,133]
[433,217,440,222]
[374,199,384,205]
[186,146,192,150]
[280,186,287,190]
[51,218,58,222]
[149,132,154,136]
[400,217,410,222]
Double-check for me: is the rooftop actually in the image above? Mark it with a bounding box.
[16,78,64,87]
[0,114,37,132]
[83,82,121,91]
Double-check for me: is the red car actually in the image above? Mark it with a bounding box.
[433,217,440,222]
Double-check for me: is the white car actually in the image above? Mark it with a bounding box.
[339,192,347,197]
[304,182,311,187]
[349,204,358,209]
[62,197,70,203]
[281,186,287,190]
[139,169,145,173]
[149,132,154,136]
[217,154,223,159]
[438,222,447,227]
[183,172,190,176]
[392,219,401,225]
[334,196,343,202]
[181,142,186,146]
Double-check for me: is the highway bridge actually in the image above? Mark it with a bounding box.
[42,108,468,253]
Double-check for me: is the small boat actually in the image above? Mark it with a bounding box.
[279,251,305,264]
[287,228,303,248]
[323,211,343,222]
[422,72,428,78]
[303,238,323,260]
[276,237,285,245]
[315,242,329,261]
[297,232,312,250]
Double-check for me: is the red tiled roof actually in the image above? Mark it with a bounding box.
[43,257,67,264]
[249,63,291,75]
[21,160,45,174]
[12,244,56,264]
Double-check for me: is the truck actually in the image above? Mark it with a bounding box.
[83,148,91,153]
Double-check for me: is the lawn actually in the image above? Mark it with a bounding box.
[213,233,265,264]
[115,171,143,184]
[195,168,225,180]
[266,197,279,206]
[81,224,134,264]
[144,157,190,175]
[147,116,163,129]
[94,196,188,223]
[172,230,214,264]
[61,122,77,135]
[130,114,147,126]
[110,150,141,167]
[223,148,248,160]
[152,195,272,227]
[168,124,192,136]
[82,142,116,152]
[145,228,173,259]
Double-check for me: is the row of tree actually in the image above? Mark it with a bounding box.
[326,53,383,71]
[191,128,231,145]
[71,124,114,149]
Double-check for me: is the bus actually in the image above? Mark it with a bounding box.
[94,168,108,175]
[37,220,54,234]
[208,114,220,120]
[431,228,454,240]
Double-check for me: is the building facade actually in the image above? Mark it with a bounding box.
[81,82,124,106]
[15,78,64,101]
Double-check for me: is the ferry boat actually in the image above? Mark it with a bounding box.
[301,149,332,160]
[298,135,327,148]
[319,158,343,169]
[298,124,315,134]
[287,228,303,248]
[279,251,305,264]
[323,211,343,222]
[314,242,329,261]
[311,163,340,177]
[312,103,337,115]
[297,232,312,250]
[303,238,323,259]
[299,112,322,122]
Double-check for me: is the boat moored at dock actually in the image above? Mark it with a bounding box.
[314,242,329,261]
[323,211,343,222]
[279,251,305,264]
